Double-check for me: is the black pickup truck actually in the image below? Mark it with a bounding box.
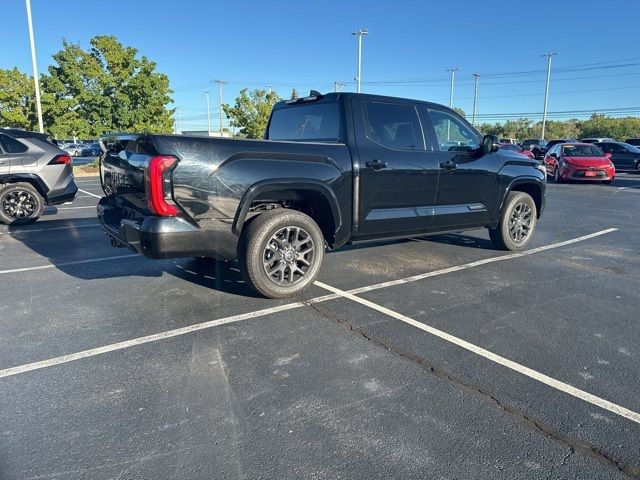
[98,92,546,298]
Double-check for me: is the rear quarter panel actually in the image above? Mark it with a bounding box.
[152,136,353,245]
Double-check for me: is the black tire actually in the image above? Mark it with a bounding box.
[602,180,612,185]
[488,191,537,252]
[0,182,44,225]
[239,209,325,298]
[553,166,563,183]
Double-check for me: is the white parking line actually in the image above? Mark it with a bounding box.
[0,228,618,383]
[350,228,618,295]
[0,254,136,275]
[48,205,97,211]
[315,280,640,425]
[6,223,100,235]
[0,294,339,380]
[77,189,102,199]
[617,184,640,191]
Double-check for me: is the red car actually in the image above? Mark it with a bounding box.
[544,143,615,184]
[499,143,535,159]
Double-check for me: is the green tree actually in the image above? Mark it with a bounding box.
[454,107,466,117]
[223,88,281,139]
[0,68,37,129]
[41,35,174,138]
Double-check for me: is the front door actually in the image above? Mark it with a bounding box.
[602,143,633,170]
[423,106,501,229]
[354,99,439,238]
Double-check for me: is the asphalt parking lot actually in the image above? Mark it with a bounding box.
[0,175,639,479]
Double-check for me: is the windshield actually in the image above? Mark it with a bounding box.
[624,144,640,153]
[267,102,341,141]
[562,144,604,157]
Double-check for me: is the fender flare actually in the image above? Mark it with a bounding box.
[0,173,49,198]
[501,176,545,217]
[232,178,342,237]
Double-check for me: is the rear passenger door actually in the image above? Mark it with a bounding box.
[0,134,32,169]
[423,106,500,229]
[353,98,440,237]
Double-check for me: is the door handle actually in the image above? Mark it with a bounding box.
[366,159,388,170]
[439,160,457,170]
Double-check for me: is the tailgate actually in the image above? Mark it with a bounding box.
[99,134,157,220]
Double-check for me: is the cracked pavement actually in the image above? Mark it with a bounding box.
[0,176,639,479]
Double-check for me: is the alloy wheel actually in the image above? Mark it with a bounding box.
[2,190,37,219]
[263,226,315,285]
[508,202,533,243]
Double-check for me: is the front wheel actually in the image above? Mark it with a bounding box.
[0,182,44,225]
[239,209,325,298]
[489,191,537,252]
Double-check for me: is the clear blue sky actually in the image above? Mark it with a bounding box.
[2,0,640,131]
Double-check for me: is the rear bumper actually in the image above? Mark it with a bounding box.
[97,198,238,260]
[46,179,78,205]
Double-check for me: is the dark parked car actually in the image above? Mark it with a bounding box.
[595,141,640,172]
[98,92,546,298]
[80,143,102,157]
[0,128,77,224]
[624,138,640,148]
[520,139,547,159]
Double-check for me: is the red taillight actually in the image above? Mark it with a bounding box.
[146,155,179,216]
[49,154,72,165]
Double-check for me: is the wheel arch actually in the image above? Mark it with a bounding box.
[233,179,342,247]
[504,178,544,219]
[0,173,49,199]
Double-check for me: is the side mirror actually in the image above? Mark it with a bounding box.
[481,134,499,154]
[604,152,612,158]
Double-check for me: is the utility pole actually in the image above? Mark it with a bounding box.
[204,89,211,135]
[215,80,224,135]
[541,52,558,140]
[351,29,368,93]
[174,107,181,134]
[25,0,44,133]
[472,73,480,126]
[446,67,459,108]
[334,81,346,92]
[446,67,459,141]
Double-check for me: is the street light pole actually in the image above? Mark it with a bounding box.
[447,67,459,108]
[205,89,211,135]
[541,52,558,140]
[351,29,368,93]
[215,80,224,135]
[25,0,44,133]
[472,73,480,126]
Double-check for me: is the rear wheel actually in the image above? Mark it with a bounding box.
[239,209,325,298]
[489,191,537,252]
[0,182,44,225]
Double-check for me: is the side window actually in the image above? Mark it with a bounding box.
[427,108,480,152]
[610,144,625,153]
[0,134,28,154]
[364,102,425,151]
